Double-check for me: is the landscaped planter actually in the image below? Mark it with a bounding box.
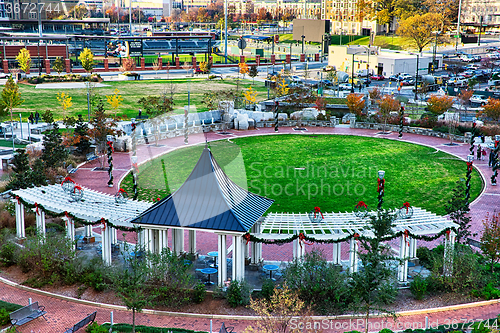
[118,73,140,80]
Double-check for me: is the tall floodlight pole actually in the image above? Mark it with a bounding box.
[37,0,42,37]
[455,0,463,51]
[129,0,132,33]
[224,0,228,64]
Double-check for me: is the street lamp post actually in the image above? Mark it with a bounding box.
[414,53,419,101]
[465,155,473,202]
[377,170,385,210]
[491,139,499,186]
[301,35,305,54]
[432,31,440,74]
[224,0,228,64]
[478,16,484,46]
[349,47,368,93]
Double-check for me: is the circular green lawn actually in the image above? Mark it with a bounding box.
[121,135,483,216]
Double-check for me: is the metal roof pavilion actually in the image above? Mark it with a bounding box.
[131,147,274,234]
[253,207,458,240]
[12,184,152,227]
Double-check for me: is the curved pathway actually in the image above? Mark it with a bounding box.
[2,126,499,332]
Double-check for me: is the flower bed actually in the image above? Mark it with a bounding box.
[26,73,101,84]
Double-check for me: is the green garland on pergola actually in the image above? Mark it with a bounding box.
[12,194,141,233]
[243,227,456,246]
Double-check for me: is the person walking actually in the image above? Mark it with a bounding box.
[28,113,34,125]
[34,111,40,124]
[477,145,482,160]
[490,148,495,167]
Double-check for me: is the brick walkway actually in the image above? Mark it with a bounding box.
[3,127,500,332]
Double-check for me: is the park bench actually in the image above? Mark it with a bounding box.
[86,152,97,161]
[9,301,47,332]
[219,322,234,333]
[30,124,52,135]
[63,311,97,333]
[67,164,77,174]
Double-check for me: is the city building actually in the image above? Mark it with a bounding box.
[113,0,172,20]
[460,0,500,29]
[320,0,384,35]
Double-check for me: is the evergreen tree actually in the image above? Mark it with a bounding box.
[445,181,472,243]
[89,98,117,168]
[350,210,398,333]
[42,112,68,169]
[7,149,31,189]
[74,114,91,155]
[30,159,47,187]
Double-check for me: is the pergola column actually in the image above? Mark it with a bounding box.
[137,229,145,248]
[188,230,196,254]
[13,199,25,239]
[112,227,118,245]
[349,238,358,274]
[333,242,341,265]
[102,225,112,266]
[143,228,152,252]
[63,216,75,243]
[232,235,245,282]
[250,223,262,265]
[172,229,184,255]
[444,231,456,277]
[293,237,305,260]
[84,225,92,238]
[409,238,417,259]
[34,209,46,238]
[398,235,410,282]
[217,234,228,287]
[158,229,168,252]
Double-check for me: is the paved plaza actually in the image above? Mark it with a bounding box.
[2,125,500,332]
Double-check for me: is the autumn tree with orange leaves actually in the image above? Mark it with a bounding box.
[481,213,500,273]
[379,94,400,133]
[480,98,500,123]
[346,93,366,117]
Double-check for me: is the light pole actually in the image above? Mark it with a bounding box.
[377,170,385,210]
[492,140,499,186]
[478,16,484,46]
[432,31,440,74]
[455,0,463,51]
[224,0,228,64]
[410,52,420,101]
[348,47,368,93]
[465,155,473,203]
[301,34,305,54]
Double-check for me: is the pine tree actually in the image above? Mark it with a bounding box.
[30,159,47,187]
[445,181,472,243]
[89,98,117,168]
[42,113,68,169]
[7,149,31,189]
[74,114,91,155]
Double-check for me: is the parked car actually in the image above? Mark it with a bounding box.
[448,77,468,87]
[370,74,385,80]
[389,74,399,81]
[470,95,489,106]
[399,74,413,81]
[339,83,352,91]
[319,79,333,87]
[401,79,415,86]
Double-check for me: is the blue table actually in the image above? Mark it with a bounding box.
[200,267,218,285]
[207,251,218,268]
[263,264,279,281]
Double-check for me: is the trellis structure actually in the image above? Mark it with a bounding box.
[11,184,152,265]
[250,208,458,282]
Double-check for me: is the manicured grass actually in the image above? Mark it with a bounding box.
[0,140,27,148]
[0,300,22,312]
[350,36,412,51]
[121,135,483,215]
[5,78,270,121]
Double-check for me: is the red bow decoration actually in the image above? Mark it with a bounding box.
[101,218,106,231]
[402,202,410,213]
[119,188,128,195]
[64,211,69,226]
[34,203,40,215]
[404,229,410,246]
[377,178,385,192]
[243,233,251,245]
[63,176,75,184]
[107,141,114,152]
[131,123,136,131]
[314,206,324,219]
[298,232,313,248]
[446,229,450,236]
[473,122,476,128]
[495,140,499,148]
[157,197,161,201]
[15,196,20,205]
[74,185,82,192]
[356,201,367,209]
[466,161,473,171]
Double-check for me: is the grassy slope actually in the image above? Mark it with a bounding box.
[6,79,269,121]
[121,135,482,216]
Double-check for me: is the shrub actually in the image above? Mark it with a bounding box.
[192,283,206,303]
[416,247,433,269]
[0,308,10,326]
[410,275,427,300]
[260,278,275,300]
[471,321,491,333]
[480,283,500,300]
[284,249,351,314]
[379,329,394,333]
[0,242,16,266]
[85,322,108,333]
[226,280,250,307]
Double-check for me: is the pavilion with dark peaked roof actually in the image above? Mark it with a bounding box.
[131,145,274,285]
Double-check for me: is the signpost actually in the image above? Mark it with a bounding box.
[238,38,246,56]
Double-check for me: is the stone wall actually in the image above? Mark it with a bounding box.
[354,122,468,143]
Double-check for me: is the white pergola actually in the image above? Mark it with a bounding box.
[11,184,152,265]
[251,207,458,282]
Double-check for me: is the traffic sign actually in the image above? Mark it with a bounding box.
[238,39,247,50]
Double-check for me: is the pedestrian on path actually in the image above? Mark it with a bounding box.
[35,111,40,124]
[477,145,482,160]
[28,113,34,125]
[489,149,495,167]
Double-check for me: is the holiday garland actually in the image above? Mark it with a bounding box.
[492,140,499,186]
[244,226,456,246]
[107,140,114,187]
[398,106,404,138]
[11,194,140,233]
